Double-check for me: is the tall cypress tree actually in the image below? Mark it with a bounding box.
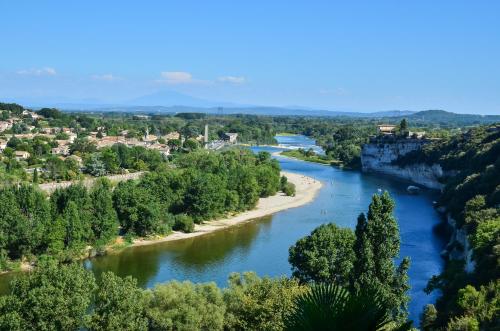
[13,185,51,256]
[352,191,410,322]
[90,179,118,244]
[33,168,38,183]
[64,201,91,250]
[352,213,375,290]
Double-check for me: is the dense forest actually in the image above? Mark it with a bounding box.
[0,192,413,330]
[0,150,284,271]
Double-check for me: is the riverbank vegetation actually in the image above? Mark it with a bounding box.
[280,148,340,166]
[289,192,410,325]
[0,149,282,271]
[402,124,500,330]
[0,192,414,330]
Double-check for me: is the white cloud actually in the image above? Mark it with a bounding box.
[92,74,120,81]
[158,71,244,86]
[217,76,246,84]
[17,67,57,76]
[159,71,197,85]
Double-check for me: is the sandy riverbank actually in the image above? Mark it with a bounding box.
[131,171,322,247]
[0,172,321,275]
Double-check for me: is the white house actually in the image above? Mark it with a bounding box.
[14,151,30,160]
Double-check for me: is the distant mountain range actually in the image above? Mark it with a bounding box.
[2,91,499,122]
[2,90,415,117]
[73,105,416,118]
[407,109,500,125]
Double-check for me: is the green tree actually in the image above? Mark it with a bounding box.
[85,154,107,176]
[147,281,225,331]
[183,138,199,151]
[45,156,67,180]
[454,282,499,328]
[89,272,148,331]
[46,216,66,255]
[353,192,410,323]
[90,179,118,244]
[352,213,375,287]
[0,188,25,259]
[446,316,479,331]
[283,182,296,196]
[224,272,303,331]
[255,164,280,197]
[113,181,167,236]
[32,168,38,183]
[173,214,194,233]
[185,172,226,221]
[280,175,288,189]
[70,137,97,154]
[167,138,181,152]
[101,148,120,174]
[64,201,91,250]
[420,304,438,331]
[233,166,260,210]
[12,185,51,257]
[0,261,95,331]
[399,119,408,135]
[289,223,356,285]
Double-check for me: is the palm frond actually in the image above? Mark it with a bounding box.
[285,283,409,331]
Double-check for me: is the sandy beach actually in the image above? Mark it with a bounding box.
[131,171,322,247]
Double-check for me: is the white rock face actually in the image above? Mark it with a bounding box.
[444,215,476,273]
[361,141,445,190]
[361,140,476,272]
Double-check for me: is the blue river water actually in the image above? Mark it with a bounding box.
[84,135,446,323]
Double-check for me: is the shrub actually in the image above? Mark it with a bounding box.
[283,182,296,196]
[280,175,288,190]
[173,214,195,233]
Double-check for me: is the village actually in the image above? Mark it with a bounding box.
[0,108,238,182]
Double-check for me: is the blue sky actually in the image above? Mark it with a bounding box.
[1,0,499,114]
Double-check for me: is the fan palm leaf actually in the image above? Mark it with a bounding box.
[285,283,410,331]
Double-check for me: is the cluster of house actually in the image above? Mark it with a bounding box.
[86,129,181,157]
[376,124,426,139]
[0,110,42,128]
[85,130,238,156]
[1,110,240,165]
[0,110,42,133]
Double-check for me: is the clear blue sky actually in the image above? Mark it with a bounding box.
[1,0,499,114]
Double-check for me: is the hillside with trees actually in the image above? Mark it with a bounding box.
[395,124,500,329]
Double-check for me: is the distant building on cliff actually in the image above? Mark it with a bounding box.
[377,124,396,135]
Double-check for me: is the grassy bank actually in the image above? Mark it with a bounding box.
[280,150,341,166]
[275,132,299,136]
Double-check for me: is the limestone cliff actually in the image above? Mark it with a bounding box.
[441,214,476,273]
[361,137,478,273]
[361,139,445,190]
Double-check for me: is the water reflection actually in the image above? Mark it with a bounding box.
[0,135,445,322]
[89,137,445,321]
[89,216,273,288]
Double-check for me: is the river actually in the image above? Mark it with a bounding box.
[0,135,446,323]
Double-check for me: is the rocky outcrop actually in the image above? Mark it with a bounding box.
[361,140,445,190]
[361,138,476,273]
[441,215,476,273]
